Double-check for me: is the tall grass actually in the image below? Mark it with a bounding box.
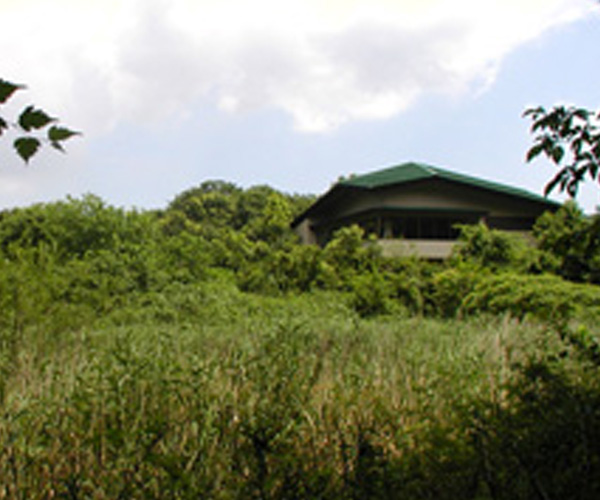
[0,284,598,498]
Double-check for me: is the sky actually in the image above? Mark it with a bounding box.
[0,0,599,212]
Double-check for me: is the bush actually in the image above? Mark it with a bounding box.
[349,272,394,317]
[461,272,600,324]
[453,223,536,272]
[430,263,486,318]
[534,201,600,283]
[383,256,435,315]
[319,225,381,290]
[467,356,600,500]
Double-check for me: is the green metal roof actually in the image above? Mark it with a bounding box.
[291,162,560,228]
[339,162,558,205]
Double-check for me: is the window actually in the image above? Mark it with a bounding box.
[387,214,477,240]
[487,216,535,231]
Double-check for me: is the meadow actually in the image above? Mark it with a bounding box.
[0,188,599,498]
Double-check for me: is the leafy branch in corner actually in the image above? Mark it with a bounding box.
[525,105,600,198]
[0,78,80,163]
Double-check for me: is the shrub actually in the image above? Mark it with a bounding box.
[383,256,435,315]
[534,201,600,283]
[349,271,394,317]
[453,223,536,272]
[467,356,600,500]
[430,263,487,318]
[461,272,600,324]
[319,225,381,290]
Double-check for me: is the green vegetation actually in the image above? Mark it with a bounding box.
[0,78,79,163]
[525,105,600,197]
[0,185,599,498]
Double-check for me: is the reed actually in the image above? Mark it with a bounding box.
[1,286,597,498]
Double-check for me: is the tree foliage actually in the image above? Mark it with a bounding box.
[0,78,79,163]
[533,201,600,283]
[453,222,533,271]
[525,105,600,197]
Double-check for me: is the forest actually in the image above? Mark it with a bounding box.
[0,181,599,499]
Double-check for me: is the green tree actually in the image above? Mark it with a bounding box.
[533,201,600,283]
[525,105,600,197]
[319,225,382,289]
[0,78,79,163]
[452,222,534,271]
[243,192,293,244]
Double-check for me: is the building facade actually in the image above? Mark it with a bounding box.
[292,163,560,259]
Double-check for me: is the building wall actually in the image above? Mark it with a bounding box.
[295,178,555,252]
[321,180,548,221]
[376,230,535,259]
[377,239,457,259]
[294,219,318,245]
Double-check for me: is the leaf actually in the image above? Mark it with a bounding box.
[526,143,544,163]
[571,137,584,157]
[48,125,80,142]
[18,105,56,132]
[544,170,567,197]
[523,106,544,120]
[14,137,41,163]
[0,79,25,104]
[551,146,564,164]
[581,161,598,181]
[0,116,7,136]
[567,181,579,198]
[573,108,589,121]
[51,141,65,152]
[559,116,574,139]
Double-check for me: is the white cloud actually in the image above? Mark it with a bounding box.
[0,0,595,133]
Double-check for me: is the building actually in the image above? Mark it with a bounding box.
[292,162,560,259]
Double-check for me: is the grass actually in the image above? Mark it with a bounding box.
[0,284,598,498]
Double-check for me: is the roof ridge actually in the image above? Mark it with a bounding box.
[338,162,559,205]
[421,164,439,176]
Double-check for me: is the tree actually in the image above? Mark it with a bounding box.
[533,200,600,283]
[453,222,533,271]
[525,105,600,197]
[0,78,79,163]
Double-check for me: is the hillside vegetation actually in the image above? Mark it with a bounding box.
[0,184,599,499]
